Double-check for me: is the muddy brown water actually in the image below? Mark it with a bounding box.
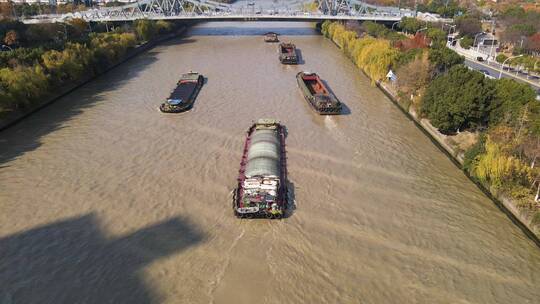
[1,22,539,304]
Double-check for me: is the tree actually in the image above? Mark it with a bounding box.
[156,20,174,34]
[354,39,399,83]
[489,78,537,127]
[4,30,18,46]
[428,46,464,72]
[420,65,495,133]
[396,51,432,98]
[525,33,540,53]
[456,16,481,37]
[460,35,473,49]
[399,17,423,34]
[496,54,507,64]
[426,28,446,48]
[134,19,157,42]
[68,18,88,39]
[0,65,48,109]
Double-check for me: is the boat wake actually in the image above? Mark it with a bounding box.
[207,227,245,304]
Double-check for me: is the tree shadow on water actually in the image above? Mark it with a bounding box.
[0,51,158,167]
[0,213,205,304]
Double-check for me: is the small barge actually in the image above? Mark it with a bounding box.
[296,72,342,115]
[264,32,279,42]
[233,119,288,219]
[279,42,298,64]
[159,72,204,113]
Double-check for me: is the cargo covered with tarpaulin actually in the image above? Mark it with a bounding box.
[233,119,288,219]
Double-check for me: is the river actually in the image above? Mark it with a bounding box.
[1,22,539,304]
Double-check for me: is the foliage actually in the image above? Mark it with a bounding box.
[398,17,423,34]
[134,19,158,42]
[488,78,537,126]
[395,48,423,67]
[463,134,486,173]
[416,0,463,17]
[460,35,473,49]
[455,16,482,38]
[428,46,464,72]
[426,28,447,48]
[471,136,532,189]
[322,21,398,84]
[396,51,432,100]
[394,33,429,51]
[0,18,174,115]
[0,46,46,68]
[355,39,399,83]
[156,20,174,34]
[0,65,48,110]
[420,65,495,133]
[4,30,18,46]
[496,54,508,63]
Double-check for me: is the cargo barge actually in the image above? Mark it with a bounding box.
[264,32,279,42]
[279,42,298,64]
[159,72,204,113]
[296,72,342,115]
[233,119,288,219]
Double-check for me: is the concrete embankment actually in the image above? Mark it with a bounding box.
[0,27,188,131]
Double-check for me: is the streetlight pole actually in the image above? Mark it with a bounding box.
[473,32,483,54]
[499,54,523,79]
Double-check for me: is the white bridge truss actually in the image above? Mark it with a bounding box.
[25,0,413,23]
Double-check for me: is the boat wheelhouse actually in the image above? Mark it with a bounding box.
[233,119,288,219]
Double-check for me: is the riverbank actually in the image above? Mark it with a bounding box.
[0,26,188,131]
[319,23,540,244]
[378,81,540,245]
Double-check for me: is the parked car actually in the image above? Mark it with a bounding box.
[476,56,484,62]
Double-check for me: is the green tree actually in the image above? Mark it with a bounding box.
[428,46,464,72]
[421,65,495,133]
[460,35,473,49]
[496,54,507,64]
[489,78,537,126]
[0,65,48,109]
[399,17,423,34]
[134,19,157,42]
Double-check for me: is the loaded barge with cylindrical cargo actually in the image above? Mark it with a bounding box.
[159,72,204,113]
[233,119,288,219]
[279,42,298,64]
[296,71,342,115]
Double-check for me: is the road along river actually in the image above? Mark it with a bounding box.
[1,22,539,304]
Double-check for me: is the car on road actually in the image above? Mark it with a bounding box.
[479,69,495,79]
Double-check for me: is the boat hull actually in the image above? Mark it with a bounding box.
[159,74,204,113]
[279,43,298,65]
[296,72,342,115]
[233,120,288,219]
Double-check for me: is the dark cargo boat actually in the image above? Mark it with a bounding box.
[233,119,288,219]
[296,72,342,115]
[264,32,279,42]
[279,42,298,64]
[159,72,204,113]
